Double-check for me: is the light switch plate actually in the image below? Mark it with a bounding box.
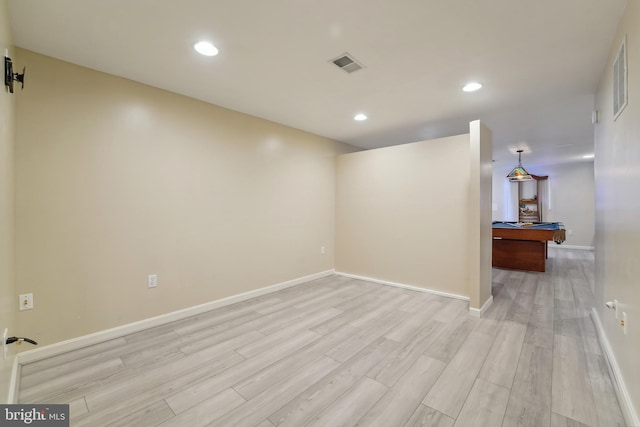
[19,293,33,310]
[148,274,158,288]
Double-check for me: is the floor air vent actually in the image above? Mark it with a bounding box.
[330,53,365,74]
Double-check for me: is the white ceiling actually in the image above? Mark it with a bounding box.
[8,0,627,168]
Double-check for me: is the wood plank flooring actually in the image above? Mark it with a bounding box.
[19,248,626,426]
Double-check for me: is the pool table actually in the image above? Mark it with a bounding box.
[492,221,566,272]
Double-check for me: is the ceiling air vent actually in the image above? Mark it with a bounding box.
[330,52,365,74]
[613,35,627,121]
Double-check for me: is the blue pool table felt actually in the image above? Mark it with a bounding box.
[492,221,564,230]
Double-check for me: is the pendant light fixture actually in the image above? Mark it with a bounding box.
[507,150,533,182]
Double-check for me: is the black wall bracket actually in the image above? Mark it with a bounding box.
[4,56,26,93]
[5,336,38,346]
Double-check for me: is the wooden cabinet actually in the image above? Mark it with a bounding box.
[518,174,547,222]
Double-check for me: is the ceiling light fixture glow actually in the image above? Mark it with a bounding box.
[354,113,367,121]
[583,154,595,159]
[194,41,219,56]
[462,82,482,92]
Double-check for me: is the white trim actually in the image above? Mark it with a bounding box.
[469,295,493,317]
[16,270,334,365]
[7,356,19,404]
[335,271,469,301]
[553,245,595,251]
[590,308,639,427]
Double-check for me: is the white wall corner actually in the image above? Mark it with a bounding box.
[469,294,493,317]
[7,356,19,404]
[590,308,639,427]
[468,120,493,311]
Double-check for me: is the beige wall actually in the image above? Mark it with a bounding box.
[492,161,595,248]
[14,49,356,346]
[335,129,491,303]
[0,0,16,403]
[594,0,640,422]
[543,161,595,247]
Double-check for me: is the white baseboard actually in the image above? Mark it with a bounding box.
[16,269,335,366]
[469,295,493,318]
[335,271,469,302]
[590,308,639,427]
[552,244,595,250]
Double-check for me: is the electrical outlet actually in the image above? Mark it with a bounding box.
[621,312,627,335]
[2,328,7,360]
[320,246,326,255]
[19,293,33,311]
[148,274,158,288]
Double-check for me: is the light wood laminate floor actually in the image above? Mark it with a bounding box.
[19,248,626,426]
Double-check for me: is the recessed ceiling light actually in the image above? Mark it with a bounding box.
[354,113,367,121]
[583,154,595,159]
[194,41,219,56]
[462,82,482,92]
